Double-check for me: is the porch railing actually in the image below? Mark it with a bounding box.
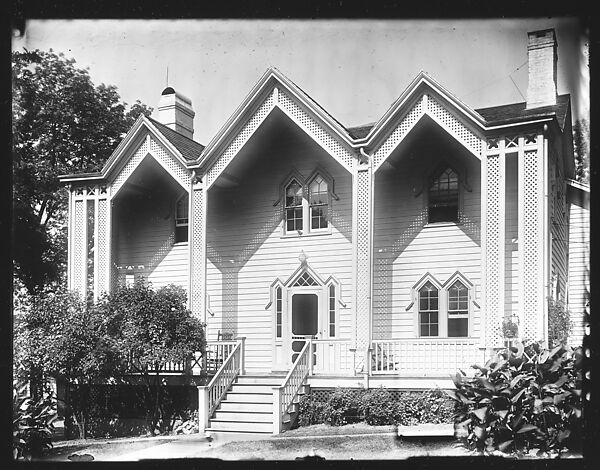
[204,340,238,374]
[371,338,483,375]
[312,339,354,374]
[197,338,244,432]
[273,338,312,434]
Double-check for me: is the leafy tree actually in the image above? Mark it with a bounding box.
[573,118,590,184]
[13,285,122,439]
[12,49,153,294]
[100,281,206,435]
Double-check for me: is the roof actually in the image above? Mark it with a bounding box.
[147,117,205,161]
[347,123,376,139]
[474,94,571,130]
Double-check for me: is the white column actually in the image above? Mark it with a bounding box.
[190,178,207,320]
[95,186,111,299]
[70,187,87,298]
[353,160,373,370]
[482,139,506,351]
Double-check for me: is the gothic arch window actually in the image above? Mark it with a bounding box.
[447,280,469,337]
[285,179,304,232]
[308,175,329,230]
[428,167,459,223]
[175,193,189,243]
[418,281,439,337]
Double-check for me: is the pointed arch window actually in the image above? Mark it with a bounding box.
[447,280,469,337]
[175,194,189,243]
[419,281,439,337]
[309,176,328,230]
[428,167,459,223]
[285,179,304,232]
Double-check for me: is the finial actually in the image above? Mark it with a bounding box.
[298,250,308,265]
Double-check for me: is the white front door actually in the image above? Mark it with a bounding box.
[286,287,321,368]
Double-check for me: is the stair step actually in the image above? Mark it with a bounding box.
[236,375,285,385]
[218,401,273,413]
[224,392,272,404]
[212,411,273,422]
[230,384,277,394]
[209,420,273,433]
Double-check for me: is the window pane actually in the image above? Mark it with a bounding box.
[311,206,328,229]
[448,318,468,337]
[175,225,188,243]
[430,296,438,311]
[429,168,459,223]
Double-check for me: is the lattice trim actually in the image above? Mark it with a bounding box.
[373,97,424,170]
[521,150,543,341]
[355,170,371,351]
[277,89,355,170]
[190,188,205,316]
[96,198,109,296]
[111,136,190,197]
[206,90,276,188]
[72,199,86,295]
[485,155,503,346]
[426,94,483,156]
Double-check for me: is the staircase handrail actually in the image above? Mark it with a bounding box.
[273,338,312,434]
[205,339,243,417]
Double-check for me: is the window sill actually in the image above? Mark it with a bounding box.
[173,242,189,246]
[281,230,332,239]
[423,221,462,228]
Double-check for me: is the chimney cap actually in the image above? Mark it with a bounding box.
[161,86,176,96]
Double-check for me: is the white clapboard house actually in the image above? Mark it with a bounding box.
[60,28,589,436]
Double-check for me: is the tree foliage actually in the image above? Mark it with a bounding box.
[12,49,152,294]
[573,118,590,184]
[99,281,206,434]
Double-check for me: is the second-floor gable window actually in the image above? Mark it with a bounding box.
[309,175,328,230]
[175,194,189,243]
[428,167,459,223]
[285,179,304,232]
[282,172,332,235]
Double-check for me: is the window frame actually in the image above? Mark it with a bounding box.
[174,193,189,244]
[412,273,473,338]
[426,165,461,225]
[418,281,440,337]
[280,170,334,237]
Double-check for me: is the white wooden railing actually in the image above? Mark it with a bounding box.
[371,338,483,375]
[312,339,354,374]
[204,340,238,374]
[273,339,312,434]
[197,338,245,432]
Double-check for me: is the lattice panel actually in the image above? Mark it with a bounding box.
[355,170,371,351]
[521,150,543,341]
[111,138,149,196]
[190,188,205,316]
[72,199,86,295]
[149,137,191,189]
[206,91,275,188]
[278,89,355,170]
[96,198,109,295]
[426,95,483,156]
[372,98,424,169]
[485,155,503,346]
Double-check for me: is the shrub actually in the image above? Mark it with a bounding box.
[548,299,572,348]
[447,341,583,456]
[396,389,456,425]
[298,395,328,426]
[361,387,398,425]
[13,381,57,460]
[323,388,364,426]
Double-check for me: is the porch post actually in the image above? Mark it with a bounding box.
[482,139,506,354]
[95,185,111,299]
[197,386,209,433]
[272,386,283,435]
[352,158,373,372]
[190,176,207,320]
[69,186,87,298]
[518,132,547,344]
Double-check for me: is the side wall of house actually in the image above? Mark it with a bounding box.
[113,190,189,291]
[567,188,589,347]
[550,146,569,303]
[205,138,353,373]
[372,145,482,340]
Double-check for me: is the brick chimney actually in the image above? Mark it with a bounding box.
[158,87,195,139]
[526,28,558,109]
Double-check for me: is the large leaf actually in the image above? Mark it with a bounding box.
[516,423,538,434]
[473,426,486,440]
[498,440,514,452]
[472,407,488,421]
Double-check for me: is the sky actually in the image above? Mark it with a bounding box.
[12,18,589,146]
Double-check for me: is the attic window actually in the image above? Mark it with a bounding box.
[428,167,459,223]
[175,194,189,243]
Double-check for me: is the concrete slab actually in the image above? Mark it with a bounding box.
[397,423,455,437]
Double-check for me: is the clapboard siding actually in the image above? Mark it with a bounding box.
[373,146,481,341]
[205,139,353,372]
[550,153,569,302]
[114,190,189,291]
[567,195,589,347]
